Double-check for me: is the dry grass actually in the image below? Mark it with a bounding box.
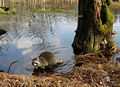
[0,8,5,13]
[0,73,90,87]
[110,2,120,13]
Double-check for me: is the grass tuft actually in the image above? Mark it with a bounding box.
[33,9,76,13]
[110,2,120,13]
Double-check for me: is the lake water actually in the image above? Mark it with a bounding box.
[0,12,77,75]
[112,13,120,62]
[0,1,120,75]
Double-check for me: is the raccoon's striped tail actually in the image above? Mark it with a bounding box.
[55,58,63,64]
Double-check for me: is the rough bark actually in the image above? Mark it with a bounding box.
[72,0,114,55]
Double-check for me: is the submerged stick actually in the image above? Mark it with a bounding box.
[7,60,19,73]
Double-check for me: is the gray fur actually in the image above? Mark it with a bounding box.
[32,51,63,68]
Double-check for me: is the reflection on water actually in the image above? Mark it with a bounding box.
[112,13,120,62]
[114,14,120,47]
[0,12,77,75]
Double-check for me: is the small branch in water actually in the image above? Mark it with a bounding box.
[7,60,19,74]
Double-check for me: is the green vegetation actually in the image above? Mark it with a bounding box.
[0,8,16,15]
[0,8,6,13]
[97,3,115,49]
[106,0,112,5]
[98,3,114,34]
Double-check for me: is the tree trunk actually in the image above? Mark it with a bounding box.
[72,0,114,55]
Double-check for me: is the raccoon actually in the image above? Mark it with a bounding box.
[32,51,63,69]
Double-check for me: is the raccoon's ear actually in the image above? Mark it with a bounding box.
[32,58,37,61]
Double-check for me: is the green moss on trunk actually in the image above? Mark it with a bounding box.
[98,3,114,34]
[106,0,112,5]
[72,0,115,55]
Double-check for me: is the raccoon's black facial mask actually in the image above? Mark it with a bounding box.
[32,62,38,66]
